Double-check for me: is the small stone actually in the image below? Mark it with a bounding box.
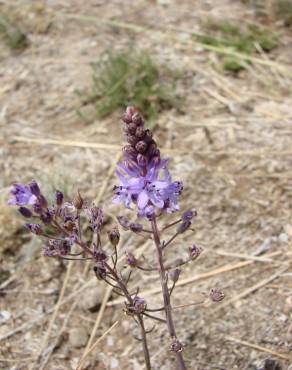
[278,233,288,243]
[78,285,107,312]
[69,327,88,348]
[284,224,292,237]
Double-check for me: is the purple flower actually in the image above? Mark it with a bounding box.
[8,183,37,206]
[113,163,183,216]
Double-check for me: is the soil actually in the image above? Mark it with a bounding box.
[0,1,291,370]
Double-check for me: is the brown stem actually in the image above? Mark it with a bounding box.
[137,315,152,370]
[104,263,152,369]
[151,216,187,370]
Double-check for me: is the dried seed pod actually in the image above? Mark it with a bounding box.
[73,191,83,210]
[168,268,181,283]
[189,244,202,260]
[129,222,143,233]
[176,220,191,234]
[125,251,138,267]
[108,228,120,247]
[25,223,43,235]
[169,339,184,353]
[209,288,225,302]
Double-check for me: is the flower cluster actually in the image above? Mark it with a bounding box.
[113,106,183,217]
[7,106,225,370]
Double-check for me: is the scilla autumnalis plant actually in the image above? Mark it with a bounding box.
[8,106,224,370]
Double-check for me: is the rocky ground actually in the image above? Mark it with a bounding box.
[0,1,291,369]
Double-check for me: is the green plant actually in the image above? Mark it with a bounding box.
[196,19,279,72]
[275,0,292,26]
[77,50,177,121]
[0,13,28,51]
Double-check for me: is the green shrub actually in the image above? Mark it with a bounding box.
[196,19,279,72]
[0,13,28,51]
[78,50,177,121]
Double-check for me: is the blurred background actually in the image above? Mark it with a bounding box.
[0,0,291,369]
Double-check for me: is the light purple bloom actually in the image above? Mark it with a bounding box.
[113,161,183,216]
[8,183,37,206]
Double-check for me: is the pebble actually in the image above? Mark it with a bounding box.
[278,233,288,243]
[69,327,88,348]
[78,284,107,311]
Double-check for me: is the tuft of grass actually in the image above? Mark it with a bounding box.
[0,13,29,51]
[275,0,292,26]
[77,49,178,121]
[196,19,279,73]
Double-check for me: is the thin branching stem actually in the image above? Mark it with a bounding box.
[151,215,187,370]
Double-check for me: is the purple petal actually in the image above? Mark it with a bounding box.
[137,190,149,209]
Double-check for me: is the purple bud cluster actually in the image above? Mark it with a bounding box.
[122,106,161,175]
[113,107,183,217]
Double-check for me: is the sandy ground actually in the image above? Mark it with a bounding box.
[0,1,292,369]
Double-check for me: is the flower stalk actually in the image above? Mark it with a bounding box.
[151,215,187,370]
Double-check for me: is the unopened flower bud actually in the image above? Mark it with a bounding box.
[29,180,41,196]
[137,154,147,166]
[125,251,138,267]
[126,106,136,117]
[123,145,137,158]
[25,223,43,235]
[135,126,145,138]
[169,268,181,283]
[117,216,130,230]
[150,156,160,167]
[55,190,63,206]
[38,194,48,208]
[189,244,202,260]
[176,220,191,234]
[132,112,143,126]
[18,206,32,218]
[127,122,137,135]
[135,141,147,154]
[126,135,139,146]
[129,222,143,233]
[209,288,225,302]
[148,142,157,156]
[143,131,153,144]
[182,210,197,221]
[73,191,83,210]
[108,228,120,247]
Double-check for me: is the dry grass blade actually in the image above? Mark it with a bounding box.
[76,320,120,370]
[226,336,291,361]
[28,261,74,370]
[108,260,255,307]
[39,300,79,370]
[77,286,113,369]
[60,13,292,76]
[212,265,290,313]
[10,136,292,156]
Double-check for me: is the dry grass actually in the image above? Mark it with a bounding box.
[0,1,291,370]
